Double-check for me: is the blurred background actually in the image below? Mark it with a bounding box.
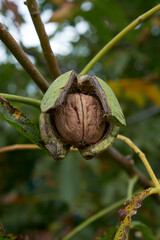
[0,0,160,239]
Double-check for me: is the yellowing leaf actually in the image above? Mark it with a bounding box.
[114,188,153,240]
[0,232,26,240]
[123,87,146,107]
[0,96,48,153]
[108,78,160,107]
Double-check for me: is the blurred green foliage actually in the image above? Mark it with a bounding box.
[0,0,160,239]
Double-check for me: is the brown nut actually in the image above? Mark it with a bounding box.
[53,93,106,147]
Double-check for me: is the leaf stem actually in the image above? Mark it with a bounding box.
[62,198,126,240]
[150,188,160,195]
[0,93,41,109]
[0,23,49,93]
[25,0,61,80]
[80,4,160,75]
[117,135,160,188]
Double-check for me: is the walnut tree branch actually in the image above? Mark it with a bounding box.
[0,23,49,93]
[106,146,152,189]
[25,0,61,80]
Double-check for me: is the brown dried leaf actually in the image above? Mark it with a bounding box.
[151,15,160,27]
[114,188,153,240]
[0,223,5,233]
[48,2,77,22]
[0,192,21,205]
[2,0,23,26]
[49,0,65,5]
[27,230,52,240]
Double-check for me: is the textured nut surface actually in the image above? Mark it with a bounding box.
[53,93,106,147]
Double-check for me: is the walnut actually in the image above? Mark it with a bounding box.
[53,93,106,147]
[40,70,125,160]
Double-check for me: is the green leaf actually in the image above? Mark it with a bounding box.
[0,96,47,152]
[96,226,117,240]
[131,221,158,240]
[114,188,153,240]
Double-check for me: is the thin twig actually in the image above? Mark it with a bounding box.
[0,23,49,93]
[0,93,41,109]
[0,144,40,155]
[117,134,160,188]
[25,0,61,80]
[80,4,160,75]
[0,144,78,155]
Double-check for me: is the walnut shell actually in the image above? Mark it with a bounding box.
[53,93,106,147]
